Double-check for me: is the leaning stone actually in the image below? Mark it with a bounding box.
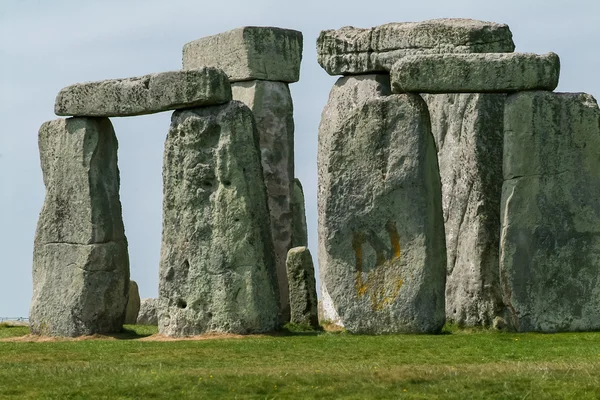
[183,27,303,83]
[124,280,141,325]
[318,76,446,334]
[55,68,231,117]
[159,101,280,337]
[231,80,294,322]
[291,178,308,248]
[500,91,600,332]
[422,93,505,327]
[317,18,514,75]
[391,52,560,93]
[29,117,129,337]
[286,247,318,328]
[137,298,159,326]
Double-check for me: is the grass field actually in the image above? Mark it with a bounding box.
[1,323,600,399]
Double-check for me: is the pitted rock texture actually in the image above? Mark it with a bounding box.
[291,178,308,248]
[392,52,560,93]
[232,80,294,322]
[500,91,600,332]
[159,101,280,337]
[137,298,159,326]
[286,247,318,328]
[422,93,505,327]
[318,75,446,334]
[124,280,141,325]
[317,18,515,75]
[183,27,303,83]
[55,68,231,117]
[30,117,129,337]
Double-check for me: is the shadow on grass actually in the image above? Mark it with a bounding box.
[105,325,158,340]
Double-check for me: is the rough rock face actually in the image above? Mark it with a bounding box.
[422,93,505,326]
[159,101,280,337]
[290,178,308,248]
[30,117,129,337]
[55,68,231,117]
[318,75,446,333]
[391,53,560,93]
[317,18,515,75]
[183,27,302,83]
[500,91,600,332]
[137,298,159,326]
[286,247,318,328]
[231,80,294,321]
[124,280,141,325]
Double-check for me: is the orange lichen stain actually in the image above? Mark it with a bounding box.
[386,221,401,259]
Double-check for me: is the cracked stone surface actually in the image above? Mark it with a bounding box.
[286,247,318,328]
[159,101,280,336]
[422,93,505,327]
[137,298,159,326]
[500,91,600,332]
[29,117,129,337]
[317,75,446,333]
[55,68,231,117]
[317,18,514,75]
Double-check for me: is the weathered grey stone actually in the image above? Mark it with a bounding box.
[124,280,141,325]
[231,80,294,322]
[29,117,129,337]
[291,178,308,248]
[286,247,318,328]
[183,27,303,83]
[391,52,560,93]
[500,91,600,332]
[55,68,231,117]
[159,101,280,337]
[137,298,159,326]
[317,18,515,75]
[318,75,447,334]
[422,93,505,327]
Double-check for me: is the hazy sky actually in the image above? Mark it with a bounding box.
[1,0,598,317]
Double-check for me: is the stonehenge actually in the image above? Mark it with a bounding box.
[29,19,600,337]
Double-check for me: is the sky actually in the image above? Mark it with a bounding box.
[1,0,599,318]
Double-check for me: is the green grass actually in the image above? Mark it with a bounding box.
[1,324,600,399]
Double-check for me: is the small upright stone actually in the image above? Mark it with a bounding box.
[391,53,560,93]
[183,27,303,83]
[55,68,231,117]
[291,178,308,248]
[501,91,600,332]
[159,101,280,337]
[286,247,318,328]
[137,298,159,326]
[124,280,141,325]
[30,117,129,337]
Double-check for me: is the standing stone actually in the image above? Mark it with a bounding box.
[318,75,446,333]
[137,298,159,326]
[159,101,280,336]
[291,178,308,248]
[501,91,600,332]
[231,81,295,322]
[422,93,505,327]
[286,247,318,328]
[124,280,141,325]
[30,117,129,337]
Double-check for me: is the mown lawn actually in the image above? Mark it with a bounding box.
[1,323,599,399]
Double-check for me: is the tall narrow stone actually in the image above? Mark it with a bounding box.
[286,247,318,328]
[124,280,141,325]
[291,178,308,248]
[159,101,280,336]
[501,91,600,332]
[231,81,295,321]
[422,93,505,327]
[318,75,446,333]
[29,117,129,337]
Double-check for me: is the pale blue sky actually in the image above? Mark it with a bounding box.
[1,0,598,317]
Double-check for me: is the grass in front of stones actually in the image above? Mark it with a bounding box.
[1,323,600,399]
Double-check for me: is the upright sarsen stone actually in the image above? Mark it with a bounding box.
[500,91,600,332]
[286,247,318,328]
[124,280,141,325]
[159,101,280,336]
[291,178,308,248]
[422,93,505,326]
[30,117,129,337]
[318,76,446,333]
